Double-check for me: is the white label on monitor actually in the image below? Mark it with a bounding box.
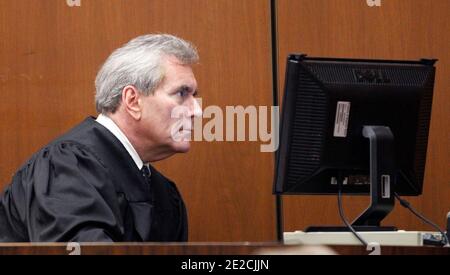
[381,175,391,198]
[333,101,351,137]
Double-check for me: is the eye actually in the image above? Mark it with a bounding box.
[177,89,189,97]
[175,86,192,98]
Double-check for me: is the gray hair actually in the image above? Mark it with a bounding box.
[95,34,199,114]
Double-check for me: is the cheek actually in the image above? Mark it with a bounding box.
[144,102,179,132]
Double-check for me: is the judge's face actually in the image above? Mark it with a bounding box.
[138,56,202,158]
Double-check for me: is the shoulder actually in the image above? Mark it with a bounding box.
[2,140,118,236]
[16,117,108,176]
[11,140,112,199]
[19,140,105,174]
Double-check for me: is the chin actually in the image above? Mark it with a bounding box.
[172,142,191,153]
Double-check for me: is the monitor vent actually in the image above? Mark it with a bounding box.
[305,63,431,86]
[287,69,327,186]
[413,75,435,190]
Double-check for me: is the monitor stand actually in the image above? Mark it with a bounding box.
[306,126,397,233]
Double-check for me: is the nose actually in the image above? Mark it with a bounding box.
[189,97,203,118]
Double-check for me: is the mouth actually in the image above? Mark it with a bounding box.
[180,126,191,132]
[178,127,192,141]
[171,119,193,142]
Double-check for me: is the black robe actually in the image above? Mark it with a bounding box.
[0,117,188,242]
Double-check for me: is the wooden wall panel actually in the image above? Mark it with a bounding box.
[1,0,448,243]
[277,0,450,232]
[0,0,275,241]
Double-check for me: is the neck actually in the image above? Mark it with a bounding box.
[107,112,174,162]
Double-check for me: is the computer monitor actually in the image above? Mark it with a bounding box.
[274,54,436,230]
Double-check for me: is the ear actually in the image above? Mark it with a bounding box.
[121,85,142,120]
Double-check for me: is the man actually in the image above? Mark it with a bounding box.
[0,34,202,242]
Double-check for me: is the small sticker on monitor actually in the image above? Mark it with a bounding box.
[333,101,351,137]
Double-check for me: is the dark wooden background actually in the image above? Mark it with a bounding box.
[0,0,448,241]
